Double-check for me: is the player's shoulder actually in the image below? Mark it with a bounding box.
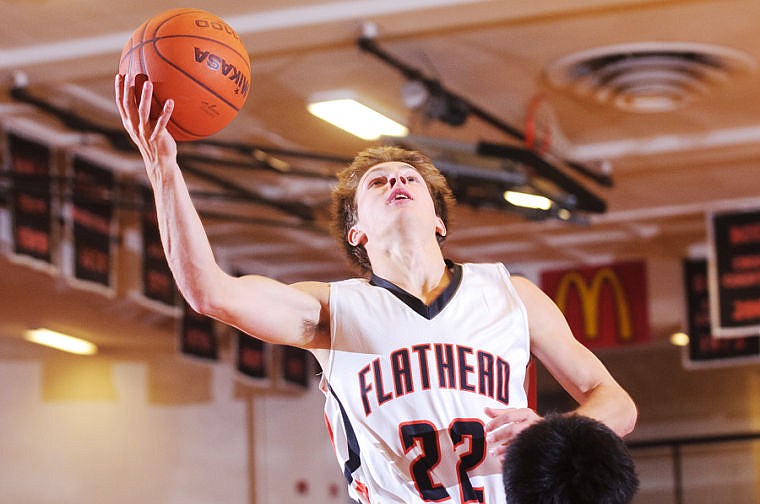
[328,276,371,289]
[291,280,331,304]
[459,260,507,273]
[463,262,540,296]
[459,261,519,283]
[461,261,534,284]
[324,277,374,301]
[460,263,540,300]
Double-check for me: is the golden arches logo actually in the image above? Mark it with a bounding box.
[554,268,633,341]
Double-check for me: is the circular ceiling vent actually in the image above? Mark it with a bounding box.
[543,42,755,112]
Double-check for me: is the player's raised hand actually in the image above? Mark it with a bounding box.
[484,407,541,461]
[114,73,176,165]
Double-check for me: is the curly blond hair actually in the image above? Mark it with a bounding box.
[330,146,455,273]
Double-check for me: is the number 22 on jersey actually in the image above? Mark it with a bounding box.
[400,418,487,503]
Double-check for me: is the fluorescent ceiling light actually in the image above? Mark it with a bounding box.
[503,190,553,210]
[24,328,98,355]
[307,94,408,140]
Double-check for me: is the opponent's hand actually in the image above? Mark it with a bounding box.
[484,407,541,461]
[114,73,177,166]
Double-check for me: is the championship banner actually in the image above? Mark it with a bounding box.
[179,300,218,362]
[279,345,311,390]
[684,258,760,368]
[707,207,760,337]
[235,329,270,384]
[69,154,115,290]
[5,132,56,267]
[540,261,650,349]
[141,187,176,307]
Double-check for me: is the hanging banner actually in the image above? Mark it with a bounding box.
[69,154,115,290]
[540,260,650,349]
[708,207,760,337]
[235,328,271,385]
[141,186,176,307]
[179,300,218,362]
[5,132,56,267]
[683,258,760,368]
[279,345,311,390]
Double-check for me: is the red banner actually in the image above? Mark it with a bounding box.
[540,261,650,349]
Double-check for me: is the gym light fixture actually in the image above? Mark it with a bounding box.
[307,91,408,141]
[24,328,98,355]
[669,332,690,347]
[401,80,470,126]
[503,190,553,211]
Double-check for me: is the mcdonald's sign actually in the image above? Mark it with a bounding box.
[540,261,650,349]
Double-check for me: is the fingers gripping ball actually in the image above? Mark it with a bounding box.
[119,8,251,141]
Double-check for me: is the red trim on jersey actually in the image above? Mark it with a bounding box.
[354,480,371,503]
[324,413,336,447]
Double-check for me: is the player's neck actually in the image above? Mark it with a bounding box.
[369,243,449,305]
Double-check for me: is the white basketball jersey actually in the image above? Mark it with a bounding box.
[321,262,530,503]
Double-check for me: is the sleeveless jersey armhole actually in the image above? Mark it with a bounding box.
[496,263,531,353]
[319,282,340,394]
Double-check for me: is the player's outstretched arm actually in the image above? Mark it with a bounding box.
[512,276,638,436]
[486,276,637,460]
[114,74,329,350]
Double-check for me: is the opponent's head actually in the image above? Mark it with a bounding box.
[503,414,639,504]
[331,146,455,273]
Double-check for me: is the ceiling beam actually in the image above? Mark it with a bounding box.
[0,0,678,71]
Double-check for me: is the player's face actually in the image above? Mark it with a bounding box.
[349,161,444,247]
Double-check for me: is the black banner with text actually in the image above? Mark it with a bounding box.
[179,301,218,361]
[7,132,54,264]
[236,329,269,382]
[280,345,310,389]
[709,208,760,336]
[684,258,760,367]
[71,155,114,288]
[141,187,176,306]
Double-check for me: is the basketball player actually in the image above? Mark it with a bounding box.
[115,73,637,504]
[503,413,639,503]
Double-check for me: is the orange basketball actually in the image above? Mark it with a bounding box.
[119,8,251,141]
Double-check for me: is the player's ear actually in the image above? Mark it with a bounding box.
[435,217,447,238]
[348,226,367,246]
